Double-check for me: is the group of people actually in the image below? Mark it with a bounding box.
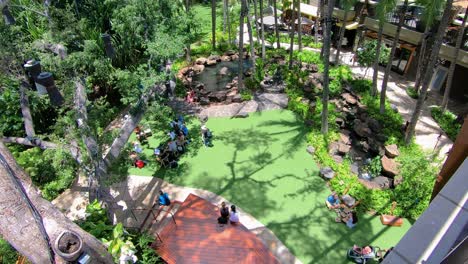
[154,117,190,168]
[326,192,358,229]
[217,202,240,225]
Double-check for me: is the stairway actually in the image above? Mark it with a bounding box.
[139,201,182,244]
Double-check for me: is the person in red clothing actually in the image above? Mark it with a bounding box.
[135,159,145,168]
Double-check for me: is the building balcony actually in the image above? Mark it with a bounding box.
[363,17,424,45]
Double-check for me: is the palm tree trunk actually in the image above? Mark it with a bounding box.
[335,8,349,65]
[253,0,260,40]
[239,0,248,90]
[273,0,281,48]
[289,0,297,69]
[405,0,454,144]
[320,0,326,58]
[223,0,228,34]
[371,23,384,97]
[322,0,336,134]
[297,0,302,51]
[414,24,430,92]
[379,0,408,114]
[260,0,266,60]
[212,0,217,50]
[227,1,232,47]
[246,7,257,74]
[442,7,468,111]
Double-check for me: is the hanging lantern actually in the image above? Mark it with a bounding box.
[36,72,64,106]
[101,33,115,58]
[2,6,15,25]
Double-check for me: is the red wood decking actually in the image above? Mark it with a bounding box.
[155,194,279,264]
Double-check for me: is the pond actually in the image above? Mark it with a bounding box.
[192,59,253,92]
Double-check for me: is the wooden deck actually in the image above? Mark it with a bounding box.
[155,194,280,264]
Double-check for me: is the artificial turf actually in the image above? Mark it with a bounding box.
[128,109,411,263]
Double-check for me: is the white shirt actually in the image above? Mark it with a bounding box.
[229,212,239,223]
[168,131,176,140]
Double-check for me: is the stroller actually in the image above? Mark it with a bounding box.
[347,245,381,263]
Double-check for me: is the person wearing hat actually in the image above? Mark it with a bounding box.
[201,125,212,146]
[326,192,341,209]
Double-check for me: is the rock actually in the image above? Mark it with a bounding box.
[350,163,359,175]
[339,132,350,144]
[306,145,316,155]
[300,98,310,105]
[208,90,228,102]
[309,64,319,73]
[360,141,370,152]
[232,94,242,103]
[338,142,351,155]
[226,90,237,97]
[328,141,340,155]
[310,72,324,83]
[244,69,253,77]
[220,55,231,61]
[342,93,357,105]
[391,104,399,113]
[320,167,335,180]
[199,97,210,105]
[368,137,384,155]
[353,119,372,138]
[372,176,392,189]
[195,57,207,65]
[179,67,191,76]
[367,117,381,132]
[385,144,400,158]
[230,54,239,61]
[194,81,205,90]
[219,66,229,76]
[309,101,317,112]
[333,155,344,163]
[381,156,399,177]
[376,134,388,143]
[192,64,205,73]
[234,112,249,118]
[341,194,356,207]
[198,89,210,96]
[208,55,221,61]
[225,50,236,56]
[206,59,217,66]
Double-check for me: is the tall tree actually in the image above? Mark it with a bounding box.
[246,4,257,73]
[273,0,281,48]
[442,7,467,111]
[0,142,113,263]
[223,0,228,34]
[314,0,321,44]
[414,0,445,92]
[379,0,409,114]
[405,0,454,144]
[212,0,216,50]
[227,0,232,47]
[186,0,192,62]
[253,0,260,40]
[260,0,266,60]
[322,0,336,134]
[239,0,248,90]
[320,0,326,58]
[289,0,297,69]
[297,0,303,51]
[371,0,397,97]
[335,0,355,64]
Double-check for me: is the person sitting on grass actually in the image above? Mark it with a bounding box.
[217,202,230,224]
[201,125,213,147]
[167,139,178,154]
[158,190,171,206]
[135,159,146,169]
[326,192,341,209]
[341,211,358,229]
[229,205,240,224]
[129,151,139,166]
[353,245,374,257]
[176,133,187,152]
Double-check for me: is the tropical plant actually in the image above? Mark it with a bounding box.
[356,40,390,77]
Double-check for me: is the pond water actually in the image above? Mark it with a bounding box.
[192,59,253,92]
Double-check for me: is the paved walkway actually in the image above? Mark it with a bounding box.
[156,194,280,264]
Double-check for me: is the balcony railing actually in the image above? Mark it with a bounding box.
[369,5,426,33]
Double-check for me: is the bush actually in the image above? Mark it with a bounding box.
[240,89,253,101]
[294,50,324,72]
[0,238,18,264]
[406,86,419,99]
[430,106,462,141]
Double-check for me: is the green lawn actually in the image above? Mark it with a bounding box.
[128,110,411,263]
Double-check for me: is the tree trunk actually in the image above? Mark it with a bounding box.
[335,8,349,65]
[253,0,260,41]
[273,0,281,48]
[442,7,468,111]
[379,0,408,114]
[239,0,247,90]
[414,24,430,92]
[260,0,266,60]
[321,0,336,134]
[353,0,369,51]
[186,0,192,63]
[212,0,216,50]
[289,0,297,69]
[405,0,454,144]
[223,0,227,34]
[314,0,320,44]
[0,142,113,264]
[246,7,256,74]
[19,83,35,138]
[371,23,384,97]
[297,0,302,52]
[320,0,326,58]
[227,0,232,47]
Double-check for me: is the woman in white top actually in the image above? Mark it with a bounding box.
[229,205,240,224]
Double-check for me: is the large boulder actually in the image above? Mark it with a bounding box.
[385,144,400,158]
[328,141,340,155]
[367,117,381,132]
[230,54,239,61]
[338,142,351,155]
[195,57,207,65]
[208,90,228,102]
[341,93,357,105]
[333,155,344,163]
[192,64,205,74]
[225,50,236,56]
[341,194,356,207]
[208,55,221,61]
[218,66,229,76]
[232,94,242,103]
[350,163,359,175]
[199,97,210,105]
[372,176,393,189]
[319,167,335,180]
[220,55,231,61]
[381,156,399,177]
[206,59,217,66]
[353,119,372,138]
[339,131,351,145]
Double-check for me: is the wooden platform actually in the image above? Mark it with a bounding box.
[155,194,279,264]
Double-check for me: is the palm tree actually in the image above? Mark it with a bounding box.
[379,0,409,114]
[273,0,281,48]
[335,0,356,65]
[405,0,454,144]
[371,0,397,97]
[227,1,232,47]
[289,0,297,69]
[260,0,266,60]
[322,0,336,134]
[297,0,302,51]
[212,0,216,50]
[239,0,248,90]
[414,0,445,92]
[441,7,467,111]
[246,4,257,73]
[223,0,228,34]
[320,0,325,58]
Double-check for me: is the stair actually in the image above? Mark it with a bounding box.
[139,201,182,244]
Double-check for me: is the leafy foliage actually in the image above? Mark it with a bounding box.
[405,86,419,99]
[0,238,18,264]
[430,106,462,141]
[356,40,390,68]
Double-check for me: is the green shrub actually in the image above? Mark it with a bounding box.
[430,106,462,141]
[294,50,324,72]
[0,238,18,264]
[349,79,372,94]
[240,89,253,101]
[244,77,260,91]
[406,86,419,99]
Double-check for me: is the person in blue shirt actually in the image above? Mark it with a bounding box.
[158,190,171,206]
[326,192,341,209]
